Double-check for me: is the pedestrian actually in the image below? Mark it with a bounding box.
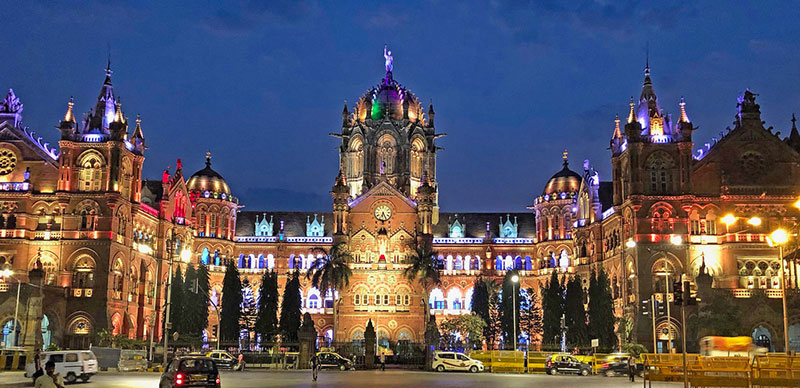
[628,355,636,382]
[32,349,44,381]
[237,352,245,371]
[35,360,64,388]
[380,351,386,371]
[310,353,320,382]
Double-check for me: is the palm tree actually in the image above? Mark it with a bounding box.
[402,242,441,320]
[307,242,353,343]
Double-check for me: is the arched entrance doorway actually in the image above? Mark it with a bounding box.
[752,325,773,352]
[1,319,20,348]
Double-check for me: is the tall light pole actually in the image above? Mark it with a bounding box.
[511,274,519,351]
[162,221,178,366]
[769,228,790,354]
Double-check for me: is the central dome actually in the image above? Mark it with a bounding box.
[543,153,582,196]
[187,152,231,197]
[354,71,423,123]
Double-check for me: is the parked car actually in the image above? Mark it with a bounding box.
[317,351,354,370]
[545,354,591,376]
[160,356,220,388]
[432,351,484,373]
[597,354,644,377]
[202,350,236,369]
[25,350,98,383]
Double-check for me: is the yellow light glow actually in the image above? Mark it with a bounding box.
[747,217,762,226]
[770,228,789,245]
[180,249,192,262]
[794,198,800,209]
[721,214,737,226]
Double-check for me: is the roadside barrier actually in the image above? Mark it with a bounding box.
[467,350,524,373]
[642,353,700,383]
[687,357,750,388]
[526,351,550,374]
[0,349,30,371]
[751,354,800,387]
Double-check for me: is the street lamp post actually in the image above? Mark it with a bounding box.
[511,274,519,351]
[769,228,790,354]
[162,226,178,367]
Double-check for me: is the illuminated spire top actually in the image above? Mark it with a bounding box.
[679,96,690,123]
[104,55,113,86]
[562,149,569,166]
[113,100,125,124]
[613,114,622,139]
[627,97,637,124]
[640,60,656,103]
[63,96,75,123]
[130,114,145,148]
[383,44,393,73]
[205,150,212,167]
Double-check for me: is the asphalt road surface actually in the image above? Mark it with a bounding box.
[24,370,681,388]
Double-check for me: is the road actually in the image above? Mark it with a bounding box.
[4,370,682,388]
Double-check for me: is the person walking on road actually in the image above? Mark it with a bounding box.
[310,353,320,382]
[628,355,636,382]
[380,351,386,371]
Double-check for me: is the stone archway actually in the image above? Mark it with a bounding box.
[752,325,774,352]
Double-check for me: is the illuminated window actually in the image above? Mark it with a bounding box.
[78,153,104,192]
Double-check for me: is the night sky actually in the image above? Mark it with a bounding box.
[3,1,800,212]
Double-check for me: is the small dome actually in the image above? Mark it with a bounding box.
[187,152,231,196]
[543,153,582,196]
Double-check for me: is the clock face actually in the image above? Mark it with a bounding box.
[374,204,392,221]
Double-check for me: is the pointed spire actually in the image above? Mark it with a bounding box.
[640,61,656,102]
[562,149,569,167]
[613,114,622,139]
[786,114,800,151]
[113,99,125,124]
[627,97,637,124]
[334,169,347,187]
[205,150,212,168]
[427,99,435,127]
[131,114,145,148]
[679,96,690,123]
[104,54,113,86]
[63,97,75,123]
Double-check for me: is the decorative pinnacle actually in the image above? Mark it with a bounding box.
[613,114,622,139]
[679,96,689,123]
[205,150,212,167]
[64,96,75,122]
[627,97,637,124]
[792,113,797,130]
[562,149,569,166]
[136,113,141,125]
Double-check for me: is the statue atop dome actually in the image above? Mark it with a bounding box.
[384,44,393,72]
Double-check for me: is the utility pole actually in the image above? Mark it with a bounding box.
[651,294,657,353]
[679,276,688,388]
[162,223,176,366]
[663,261,672,353]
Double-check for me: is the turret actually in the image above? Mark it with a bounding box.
[57,97,77,139]
[610,114,625,156]
[677,96,694,142]
[130,114,146,154]
[427,101,435,127]
[331,170,350,238]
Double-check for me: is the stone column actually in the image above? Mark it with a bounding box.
[364,319,376,370]
[21,266,44,349]
[297,313,317,369]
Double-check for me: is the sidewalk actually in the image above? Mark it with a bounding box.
[0,371,29,387]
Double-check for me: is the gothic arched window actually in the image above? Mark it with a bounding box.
[78,152,104,192]
[646,153,675,194]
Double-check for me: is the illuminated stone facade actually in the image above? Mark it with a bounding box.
[0,58,799,352]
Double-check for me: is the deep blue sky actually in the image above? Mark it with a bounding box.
[3,1,800,212]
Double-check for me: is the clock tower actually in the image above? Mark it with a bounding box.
[330,49,439,343]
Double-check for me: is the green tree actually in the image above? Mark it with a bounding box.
[182,265,203,340]
[590,267,617,350]
[564,275,589,347]
[500,270,521,349]
[168,267,185,338]
[439,313,487,350]
[403,241,440,319]
[542,270,564,346]
[307,242,353,340]
[255,271,279,344]
[195,263,210,337]
[220,261,242,343]
[694,288,743,337]
[520,287,543,349]
[279,270,302,342]
[471,276,499,346]
[240,278,258,348]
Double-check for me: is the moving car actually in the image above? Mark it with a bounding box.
[597,354,643,377]
[25,350,98,383]
[432,351,484,373]
[160,356,220,388]
[545,354,591,376]
[202,350,236,369]
[317,351,354,370]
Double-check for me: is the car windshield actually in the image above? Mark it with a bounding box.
[180,359,216,373]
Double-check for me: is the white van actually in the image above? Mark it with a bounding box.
[25,350,98,383]
[432,351,484,373]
